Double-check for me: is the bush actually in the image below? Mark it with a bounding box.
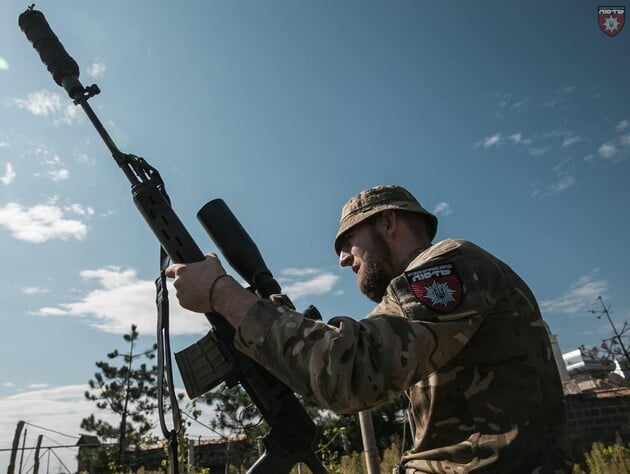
[380,442,401,473]
[572,441,630,474]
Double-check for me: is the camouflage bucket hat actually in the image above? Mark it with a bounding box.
[334,185,438,255]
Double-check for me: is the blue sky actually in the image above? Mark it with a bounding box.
[1,0,628,470]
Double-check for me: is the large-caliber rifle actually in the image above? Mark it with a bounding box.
[18,6,327,474]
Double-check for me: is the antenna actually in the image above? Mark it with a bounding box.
[588,296,630,367]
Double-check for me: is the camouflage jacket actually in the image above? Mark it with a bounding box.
[235,239,572,472]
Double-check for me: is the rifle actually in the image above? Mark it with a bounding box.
[18,6,327,474]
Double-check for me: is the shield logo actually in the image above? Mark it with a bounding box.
[406,263,463,313]
[598,6,625,37]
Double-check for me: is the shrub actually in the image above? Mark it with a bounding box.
[571,441,630,474]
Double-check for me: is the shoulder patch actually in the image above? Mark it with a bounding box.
[405,263,463,313]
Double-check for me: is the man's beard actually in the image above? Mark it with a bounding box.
[360,230,394,303]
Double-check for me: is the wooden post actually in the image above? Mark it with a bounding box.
[33,435,43,474]
[7,420,25,474]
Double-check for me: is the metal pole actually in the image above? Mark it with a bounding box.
[358,410,379,474]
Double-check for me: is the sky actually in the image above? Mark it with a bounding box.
[0,0,629,471]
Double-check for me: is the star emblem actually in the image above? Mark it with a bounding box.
[424,280,456,308]
[603,15,620,33]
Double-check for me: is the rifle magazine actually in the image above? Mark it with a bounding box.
[175,331,234,399]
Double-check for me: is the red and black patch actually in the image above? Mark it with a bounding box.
[405,263,463,313]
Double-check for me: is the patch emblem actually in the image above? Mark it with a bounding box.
[598,6,625,37]
[406,263,463,313]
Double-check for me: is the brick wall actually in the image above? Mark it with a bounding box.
[564,386,630,448]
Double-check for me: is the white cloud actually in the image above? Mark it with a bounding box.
[65,204,95,216]
[33,266,208,336]
[482,133,501,148]
[542,87,575,108]
[281,268,322,277]
[0,201,88,243]
[0,385,115,473]
[593,124,630,162]
[511,98,529,110]
[495,93,530,111]
[544,129,582,148]
[277,268,339,301]
[10,90,79,125]
[552,175,576,192]
[477,132,530,149]
[0,162,16,185]
[542,98,560,108]
[11,90,62,116]
[598,143,617,159]
[528,146,552,157]
[539,270,607,315]
[531,153,577,199]
[42,154,62,166]
[59,103,79,125]
[531,175,575,198]
[76,153,96,166]
[0,384,219,473]
[22,286,50,295]
[32,151,73,181]
[552,157,574,175]
[87,61,107,78]
[49,168,70,181]
[432,202,453,216]
[283,274,339,301]
[562,135,582,147]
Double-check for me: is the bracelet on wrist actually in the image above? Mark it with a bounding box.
[208,274,232,313]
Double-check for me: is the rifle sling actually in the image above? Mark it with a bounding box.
[156,247,182,474]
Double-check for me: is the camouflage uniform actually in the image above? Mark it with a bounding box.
[235,186,572,473]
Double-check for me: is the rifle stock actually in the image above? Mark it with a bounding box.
[19,7,326,474]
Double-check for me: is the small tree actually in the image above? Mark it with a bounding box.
[201,383,265,469]
[80,324,159,469]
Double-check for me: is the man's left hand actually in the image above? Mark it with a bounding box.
[165,253,226,313]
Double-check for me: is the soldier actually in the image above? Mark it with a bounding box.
[166,185,572,473]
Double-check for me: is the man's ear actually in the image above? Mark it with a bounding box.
[380,210,398,237]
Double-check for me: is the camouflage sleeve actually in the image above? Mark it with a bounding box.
[233,241,503,414]
[235,297,483,414]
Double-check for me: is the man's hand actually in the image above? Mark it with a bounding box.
[165,253,226,313]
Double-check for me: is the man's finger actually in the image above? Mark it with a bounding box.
[165,263,185,278]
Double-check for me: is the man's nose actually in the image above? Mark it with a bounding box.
[339,249,353,268]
